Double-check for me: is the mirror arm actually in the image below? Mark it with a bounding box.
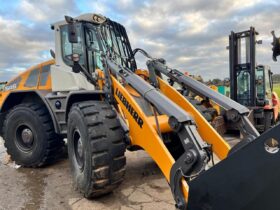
[72,61,97,85]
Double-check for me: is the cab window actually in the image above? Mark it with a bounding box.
[60,24,85,67]
[85,26,104,73]
[24,69,39,88]
[265,69,272,98]
[237,70,251,106]
[256,68,265,100]
[4,77,21,91]
[40,65,50,86]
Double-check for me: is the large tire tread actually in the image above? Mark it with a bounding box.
[68,101,126,198]
[3,103,64,167]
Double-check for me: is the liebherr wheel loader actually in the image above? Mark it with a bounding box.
[1,14,280,210]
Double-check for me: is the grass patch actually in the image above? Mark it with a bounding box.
[273,83,280,96]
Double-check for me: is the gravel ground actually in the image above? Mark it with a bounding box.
[0,134,238,210]
[0,137,177,210]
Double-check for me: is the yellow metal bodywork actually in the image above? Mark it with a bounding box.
[1,61,230,204]
[158,78,230,160]
[111,76,190,200]
[0,60,54,110]
[111,72,231,203]
[208,84,221,115]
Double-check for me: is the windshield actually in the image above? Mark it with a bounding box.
[83,20,136,73]
[99,20,136,70]
[85,24,104,73]
[236,70,251,106]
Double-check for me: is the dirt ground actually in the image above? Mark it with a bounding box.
[0,135,240,210]
[0,137,176,210]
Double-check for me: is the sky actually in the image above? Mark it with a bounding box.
[0,0,280,81]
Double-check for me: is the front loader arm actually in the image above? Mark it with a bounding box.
[107,58,210,209]
[158,77,230,160]
[146,59,260,144]
[105,56,280,210]
[111,76,189,194]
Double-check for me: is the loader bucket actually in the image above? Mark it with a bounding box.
[187,123,280,210]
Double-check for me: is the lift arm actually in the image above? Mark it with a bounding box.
[146,59,260,143]
[147,59,249,114]
[106,57,280,210]
[106,57,212,209]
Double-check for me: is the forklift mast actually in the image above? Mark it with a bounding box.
[229,27,257,107]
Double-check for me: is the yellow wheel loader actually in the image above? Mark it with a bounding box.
[1,13,280,210]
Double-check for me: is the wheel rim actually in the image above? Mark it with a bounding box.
[73,129,84,170]
[15,125,35,151]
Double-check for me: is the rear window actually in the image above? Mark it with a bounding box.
[40,65,50,86]
[4,77,21,91]
[24,69,39,87]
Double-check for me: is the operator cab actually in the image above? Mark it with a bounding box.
[61,14,135,73]
[236,64,273,107]
[50,14,136,92]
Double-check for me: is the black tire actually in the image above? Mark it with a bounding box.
[67,101,126,198]
[2,103,64,167]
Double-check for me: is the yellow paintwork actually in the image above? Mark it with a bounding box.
[110,70,230,203]
[147,115,171,133]
[1,60,230,204]
[158,78,230,160]
[209,85,221,115]
[111,76,190,201]
[96,69,105,90]
[0,60,54,110]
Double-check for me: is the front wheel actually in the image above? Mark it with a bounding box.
[67,101,126,198]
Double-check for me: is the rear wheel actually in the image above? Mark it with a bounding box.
[2,103,64,167]
[67,101,126,198]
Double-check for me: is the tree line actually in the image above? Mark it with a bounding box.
[273,74,280,83]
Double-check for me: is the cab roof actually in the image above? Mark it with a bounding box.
[51,13,107,29]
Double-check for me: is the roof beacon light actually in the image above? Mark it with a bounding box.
[92,14,106,24]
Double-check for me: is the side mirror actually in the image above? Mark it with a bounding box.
[65,16,78,43]
[50,49,55,58]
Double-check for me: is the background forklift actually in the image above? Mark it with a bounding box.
[229,27,279,132]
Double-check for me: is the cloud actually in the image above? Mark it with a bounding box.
[115,0,280,79]
[0,0,80,81]
[0,0,280,82]
[0,16,52,73]
[18,0,79,23]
